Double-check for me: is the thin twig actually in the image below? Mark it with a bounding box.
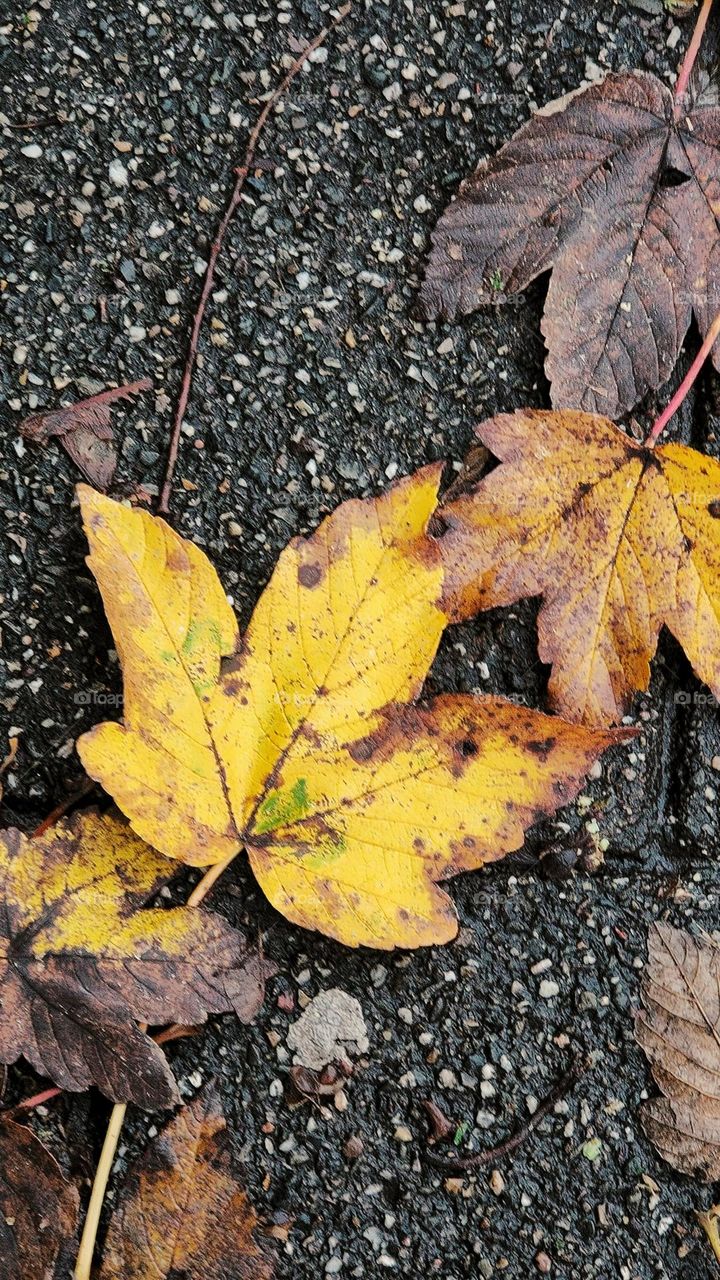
[425,1060,586,1173]
[675,0,714,101]
[73,1101,128,1280]
[645,306,720,446]
[158,3,351,513]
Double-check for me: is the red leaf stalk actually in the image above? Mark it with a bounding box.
[675,0,714,102]
[646,307,720,446]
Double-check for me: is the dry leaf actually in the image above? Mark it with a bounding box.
[0,1118,79,1280]
[0,810,269,1108]
[76,470,631,950]
[20,378,150,490]
[437,409,720,727]
[421,71,720,418]
[98,1085,274,1279]
[287,988,368,1070]
[637,923,720,1180]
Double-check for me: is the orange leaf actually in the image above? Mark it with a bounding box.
[98,1085,274,1279]
[438,409,720,727]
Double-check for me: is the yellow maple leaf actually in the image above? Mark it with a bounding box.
[77,469,629,949]
[437,409,720,727]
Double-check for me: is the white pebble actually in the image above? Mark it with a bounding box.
[108,158,128,188]
[539,979,559,999]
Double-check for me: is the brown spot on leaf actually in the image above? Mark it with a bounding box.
[298,562,323,589]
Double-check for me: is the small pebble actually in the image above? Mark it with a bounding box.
[108,158,128,187]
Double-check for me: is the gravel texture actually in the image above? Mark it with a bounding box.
[2,1,720,1277]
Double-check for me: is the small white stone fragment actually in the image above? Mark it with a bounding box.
[539,979,560,999]
[108,158,128,187]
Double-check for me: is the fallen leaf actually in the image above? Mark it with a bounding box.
[437,409,720,727]
[98,1085,274,1279]
[286,1061,351,1107]
[20,378,151,490]
[287,989,368,1070]
[76,470,631,949]
[0,810,270,1108]
[637,923,720,1179]
[0,1118,79,1280]
[421,70,720,418]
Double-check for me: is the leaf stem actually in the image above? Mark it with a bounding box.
[30,777,96,839]
[72,857,233,1278]
[425,1058,585,1172]
[186,851,236,907]
[645,307,720,446]
[73,1101,127,1280]
[674,0,714,102]
[11,1084,63,1112]
[158,4,351,513]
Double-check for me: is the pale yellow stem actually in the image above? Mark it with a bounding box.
[73,1102,127,1280]
[72,857,231,1278]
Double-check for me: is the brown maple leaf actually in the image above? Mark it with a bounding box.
[0,1118,79,1280]
[20,378,151,490]
[421,70,720,419]
[98,1084,275,1279]
[637,923,720,1180]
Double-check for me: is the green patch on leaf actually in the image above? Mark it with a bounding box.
[182,619,223,659]
[254,778,311,836]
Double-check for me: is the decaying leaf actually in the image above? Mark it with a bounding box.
[20,378,151,490]
[76,472,631,949]
[0,810,271,1108]
[421,70,720,418]
[437,409,720,727]
[637,923,720,1180]
[287,988,369,1070]
[0,1118,79,1280]
[99,1085,274,1279]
